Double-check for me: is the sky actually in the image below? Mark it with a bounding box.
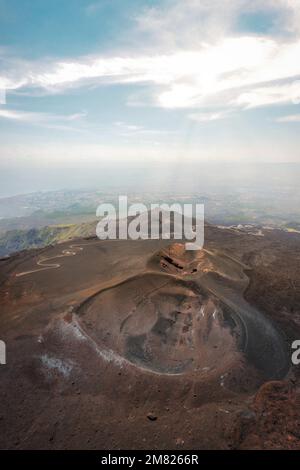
[0,0,300,195]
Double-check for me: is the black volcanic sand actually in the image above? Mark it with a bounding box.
[0,227,299,449]
[77,245,288,382]
[78,272,241,377]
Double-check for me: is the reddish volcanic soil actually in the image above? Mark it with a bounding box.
[0,225,300,449]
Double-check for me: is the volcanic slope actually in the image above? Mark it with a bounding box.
[0,225,299,449]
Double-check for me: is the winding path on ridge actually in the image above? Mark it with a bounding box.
[14,241,101,278]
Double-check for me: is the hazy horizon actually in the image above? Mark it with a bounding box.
[1,160,300,199]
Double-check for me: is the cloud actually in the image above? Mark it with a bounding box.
[85,0,114,16]
[276,113,300,122]
[0,109,86,121]
[85,2,103,15]
[114,121,144,132]
[0,109,44,121]
[113,121,171,141]
[133,0,238,50]
[189,111,231,122]
[134,0,300,49]
[1,0,300,113]
[1,35,300,112]
[234,81,300,108]
[0,109,87,132]
[0,88,5,104]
